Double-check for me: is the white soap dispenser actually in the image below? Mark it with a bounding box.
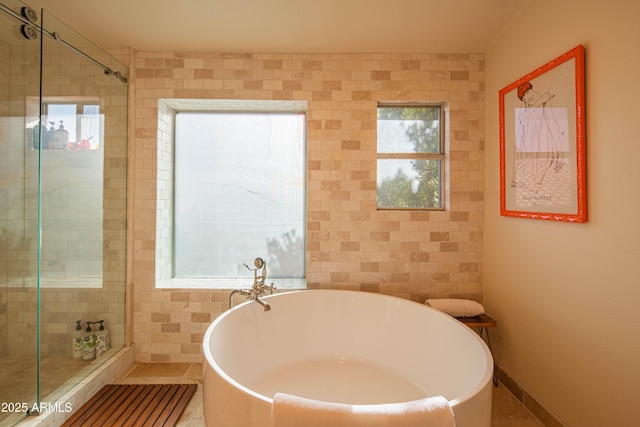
[52,120,69,149]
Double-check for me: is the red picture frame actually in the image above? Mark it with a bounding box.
[499,45,586,222]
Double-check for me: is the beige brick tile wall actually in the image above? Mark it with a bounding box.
[131,51,484,363]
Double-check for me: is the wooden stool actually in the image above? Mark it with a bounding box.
[456,314,498,386]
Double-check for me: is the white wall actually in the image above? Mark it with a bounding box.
[485,0,640,425]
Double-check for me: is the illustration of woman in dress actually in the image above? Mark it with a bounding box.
[511,81,565,194]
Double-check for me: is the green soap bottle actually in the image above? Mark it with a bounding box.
[82,322,96,361]
[72,320,83,358]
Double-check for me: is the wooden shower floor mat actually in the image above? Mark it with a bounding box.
[62,383,197,427]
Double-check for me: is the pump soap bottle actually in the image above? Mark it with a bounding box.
[52,120,69,149]
[72,320,83,358]
[95,320,110,357]
[82,322,96,361]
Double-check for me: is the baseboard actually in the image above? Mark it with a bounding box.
[495,364,565,427]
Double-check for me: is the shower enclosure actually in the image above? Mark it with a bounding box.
[0,0,128,424]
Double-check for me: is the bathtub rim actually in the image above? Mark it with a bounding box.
[202,289,493,409]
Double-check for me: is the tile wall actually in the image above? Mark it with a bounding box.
[131,51,485,363]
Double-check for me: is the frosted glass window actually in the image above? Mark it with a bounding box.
[174,112,306,279]
[33,99,104,288]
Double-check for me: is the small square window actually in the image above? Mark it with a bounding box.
[377,105,445,209]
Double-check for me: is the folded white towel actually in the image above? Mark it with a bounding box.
[426,298,484,317]
[272,393,455,427]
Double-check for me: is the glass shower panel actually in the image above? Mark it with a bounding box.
[0,2,127,423]
[0,0,42,424]
[37,8,128,403]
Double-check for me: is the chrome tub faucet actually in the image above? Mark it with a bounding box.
[229,257,275,311]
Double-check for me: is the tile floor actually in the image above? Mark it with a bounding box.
[116,362,543,426]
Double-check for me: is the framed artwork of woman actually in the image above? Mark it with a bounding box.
[499,45,586,223]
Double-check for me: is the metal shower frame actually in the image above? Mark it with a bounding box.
[0,1,128,83]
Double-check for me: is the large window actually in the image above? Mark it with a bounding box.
[171,110,306,285]
[377,104,444,209]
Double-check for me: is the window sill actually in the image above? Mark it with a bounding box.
[7,276,102,289]
[156,277,307,290]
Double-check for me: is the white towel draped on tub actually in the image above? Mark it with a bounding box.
[272,393,455,427]
[425,298,484,317]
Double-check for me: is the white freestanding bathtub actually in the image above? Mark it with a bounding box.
[202,290,493,427]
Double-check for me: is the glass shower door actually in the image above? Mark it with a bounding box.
[0,0,42,424]
[36,7,128,406]
[0,2,128,424]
